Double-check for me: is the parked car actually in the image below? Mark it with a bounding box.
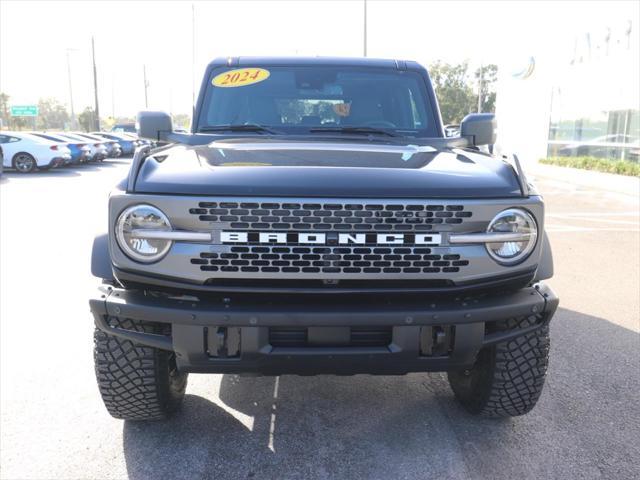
[91,132,138,155]
[558,134,640,159]
[118,131,156,149]
[120,131,154,148]
[73,132,122,158]
[56,133,108,162]
[111,123,136,134]
[0,131,71,172]
[0,145,3,176]
[30,132,92,164]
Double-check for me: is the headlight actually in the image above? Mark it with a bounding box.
[486,208,538,265]
[116,204,172,263]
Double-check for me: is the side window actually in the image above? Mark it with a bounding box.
[9,136,21,142]
[0,135,7,144]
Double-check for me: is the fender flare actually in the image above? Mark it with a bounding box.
[91,233,115,281]
[534,232,554,281]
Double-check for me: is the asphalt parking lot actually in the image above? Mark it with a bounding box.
[1,161,639,480]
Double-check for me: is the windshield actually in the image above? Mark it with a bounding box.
[198,66,438,137]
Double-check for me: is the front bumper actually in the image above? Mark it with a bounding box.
[90,283,558,375]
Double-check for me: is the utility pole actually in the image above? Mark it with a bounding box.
[111,73,115,119]
[65,49,77,129]
[191,3,195,107]
[143,64,149,108]
[92,37,100,130]
[477,63,483,113]
[363,0,367,57]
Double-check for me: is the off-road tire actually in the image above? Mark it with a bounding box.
[94,318,188,421]
[448,315,550,417]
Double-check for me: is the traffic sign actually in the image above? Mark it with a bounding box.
[10,105,39,117]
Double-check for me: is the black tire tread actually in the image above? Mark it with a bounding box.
[448,315,550,417]
[93,317,187,421]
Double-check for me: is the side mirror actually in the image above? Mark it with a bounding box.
[137,111,173,141]
[460,113,496,146]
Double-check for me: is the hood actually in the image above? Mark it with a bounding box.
[133,138,523,198]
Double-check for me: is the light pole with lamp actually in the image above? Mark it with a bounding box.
[65,48,78,129]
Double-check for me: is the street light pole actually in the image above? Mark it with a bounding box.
[65,49,76,129]
[191,3,195,107]
[143,64,149,108]
[477,63,483,113]
[363,0,367,57]
[92,36,101,131]
[111,73,115,119]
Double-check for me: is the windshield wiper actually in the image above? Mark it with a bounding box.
[308,126,398,137]
[199,124,281,134]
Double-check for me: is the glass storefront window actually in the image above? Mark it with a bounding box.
[547,21,639,162]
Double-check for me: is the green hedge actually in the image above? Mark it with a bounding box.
[540,156,640,177]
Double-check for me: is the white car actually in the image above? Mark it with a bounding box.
[73,132,122,158]
[56,132,108,162]
[0,132,71,173]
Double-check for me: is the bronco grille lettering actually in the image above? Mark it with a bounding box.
[220,231,442,245]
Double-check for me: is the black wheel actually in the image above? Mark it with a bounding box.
[448,315,550,417]
[12,152,36,173]
[94,317,188,421]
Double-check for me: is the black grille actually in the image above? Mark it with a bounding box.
[189,201,472,231]
[268,327,306,347]
[269,327,393,348]
[191,245,470,274]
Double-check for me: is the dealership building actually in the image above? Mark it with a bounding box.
[494,19,639,165]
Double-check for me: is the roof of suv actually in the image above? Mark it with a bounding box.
[208,56,420,70]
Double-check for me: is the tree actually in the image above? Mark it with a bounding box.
[428,61,499,125]
[78,107,96,132]
[428,61,476,125]
[172,113,191,129]
[10,116,29,130]
[36,97,69,130]
[475,64,498,113]
[1,93,30,130]
[0,92,9,128]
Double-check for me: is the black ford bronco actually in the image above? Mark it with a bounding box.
[90,57,558,421]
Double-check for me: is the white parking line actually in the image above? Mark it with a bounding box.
[268,376,280,452]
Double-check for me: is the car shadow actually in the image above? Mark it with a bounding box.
[122,308,640,480]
